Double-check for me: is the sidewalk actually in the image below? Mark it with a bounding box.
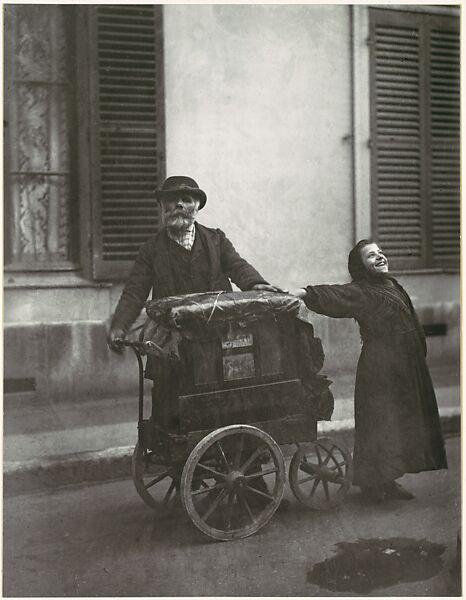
[4,364,460,495]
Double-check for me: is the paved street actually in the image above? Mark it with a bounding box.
[4,436,460,597]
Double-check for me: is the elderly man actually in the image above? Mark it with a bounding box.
[107,175,279,349]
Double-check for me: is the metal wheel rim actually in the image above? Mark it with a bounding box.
[132,442,180,514]
[289,437,353,510]
[181,425,285,541]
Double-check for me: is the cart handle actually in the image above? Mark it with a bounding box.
[119,340,146,426]
[119,338,166,356]
[120,339,147,354]
[118,339,165,431]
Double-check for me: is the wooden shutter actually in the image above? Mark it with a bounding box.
[429,19,460,266]
[370,10,425,268]
[370,9,459,269]
[88,5,165,280]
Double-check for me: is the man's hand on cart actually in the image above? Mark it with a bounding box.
[252,283,286,293]
[107,329,149,356]
[107,327,127,353]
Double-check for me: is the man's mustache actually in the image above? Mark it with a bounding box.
[167,210,194,218]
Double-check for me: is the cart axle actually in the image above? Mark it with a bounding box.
[225,470,247,489]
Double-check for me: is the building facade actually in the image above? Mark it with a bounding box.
[4,4,460,400]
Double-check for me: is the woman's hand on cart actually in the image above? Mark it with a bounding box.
[286,288,308,299]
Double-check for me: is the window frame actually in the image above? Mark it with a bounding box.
[3,5,81,273]
[3,5,166,281]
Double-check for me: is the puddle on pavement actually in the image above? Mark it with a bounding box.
[307,537,445,594]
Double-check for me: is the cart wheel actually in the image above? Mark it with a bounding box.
[181,425,285,541]
[132,442,181,514]
[289,437,353,510]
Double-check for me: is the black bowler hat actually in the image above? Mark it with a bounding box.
[155,176,207,209]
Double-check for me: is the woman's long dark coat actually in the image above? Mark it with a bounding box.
[303,278,447,487]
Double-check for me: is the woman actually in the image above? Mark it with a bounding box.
[289,240,447,502]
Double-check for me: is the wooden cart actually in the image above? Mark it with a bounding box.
[125,291,352,541]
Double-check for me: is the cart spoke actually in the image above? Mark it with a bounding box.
[315,445,323,466]
[225,491,236,531]
[244,466,278,480]
[201,487,228,522]
[244,485,274,502]
[329,460,346,471]
[299,461,320,474]
[237,489,257,524]
[162,478,177,506]
[192,482,224,497]
[197,463,226,479]
[240,446,267,473]
[329,459,345,480]
[322,478,330,501]
[193,477,210,488]
[323,447,335,466]
[309,477,321,497]
[144,470,172,490]
[297,473,318,485]
[216,441,232,473]
[191,474,214,484]
[191,475,216,488]
[233,434,245,470]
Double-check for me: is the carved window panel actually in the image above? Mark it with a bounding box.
[4,5,78,269]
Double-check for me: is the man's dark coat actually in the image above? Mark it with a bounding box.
[111,222,267,331]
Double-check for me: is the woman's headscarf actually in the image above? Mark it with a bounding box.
[348,239,391,283]
[348,239,374,281]
[348,240,411,317]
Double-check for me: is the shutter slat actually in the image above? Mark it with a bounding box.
[103,218,158,224]
[377,165,420,172]
[103,206,158,213]
[377,82,420,92]
[374,98,419,107]
[98,39,155,50]
[98,23,156,34]
[375,69,418,80]
[101,192,155,199]
[99,33,155,44]
[374,27,419,41]
[98,6,155,16]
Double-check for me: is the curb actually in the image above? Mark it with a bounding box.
[4,446,134,496]
[319,406,461,436]
[4,409,460,497]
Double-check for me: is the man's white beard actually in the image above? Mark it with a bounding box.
[164,214,195,232]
